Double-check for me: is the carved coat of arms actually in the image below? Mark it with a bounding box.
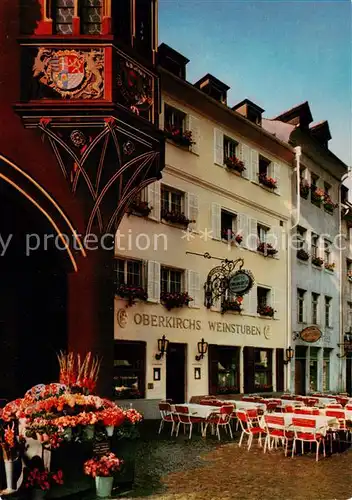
[33,48,104,99]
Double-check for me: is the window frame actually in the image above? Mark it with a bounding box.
[160,266,184,294]
[116,258,143,287]
[257,286,270,309]
[164,104,186,135]
[257,223,269,244]
[53,0,75,34]
[311,292,320,325]
[297,288,306,323]
[258,155,271,177]
[254,348,273,392]
[113,340,146,399]
[161,185,184,215]
[325,296,332,328]
[324,239,331,264]
[221,209,237,240]
[80,0,103,35]
[223,136,238,162]
[311,234,319,259]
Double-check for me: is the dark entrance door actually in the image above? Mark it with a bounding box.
[295,346,307,395]
[166,343,186,403]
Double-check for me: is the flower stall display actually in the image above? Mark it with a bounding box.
[257,242,278,256]
[116,283,148,306]
[161,209,195,226]
[127,200,152,217]
[257,305,275,318]
[297,248,309,261]
[312,256,324,267]
[221,229,243,244]
[222,296,243,313]
[160,291,193,310]
[164,126,194,147]
[258,173,277,189]
[300,180,310,199]
[224,155,245,173]
[325,262,335,272]
[311,187,325,206]
[84,453,122,498]
[24,468,63,500]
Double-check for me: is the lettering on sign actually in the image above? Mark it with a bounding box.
[93,440,110,458]
[208,322,261,336]
[300,326,322,343]
[134,313,202,331]
[228,270,254,295]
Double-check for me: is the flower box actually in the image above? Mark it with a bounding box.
[165,127,194,147]
[257,242,278,256]
[224,156,246,173]
[311,187,325,206]
[222,297,243,313]
[160,291,193,310]
[325,262,335,272]
[323,195,337,213]
[312,257,324,267]
[221,229,243,244]
[258,173,277,189]
[127,200,152,217]
[300,181,310,199]
[257,305,275,317]
[161,210,194,226]
[116,283,148,306]
[297,249,309,261]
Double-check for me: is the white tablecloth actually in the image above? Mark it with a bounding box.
[264,412,338,430]
[225,400,266,410]
[279,399,304,407]
[172,403,220,419]
[313,397,337,406]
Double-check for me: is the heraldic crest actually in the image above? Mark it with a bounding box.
[33,48,104,99]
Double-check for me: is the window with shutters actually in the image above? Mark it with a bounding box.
[257,223,268,243]
[325,296,332,328]
[311,293,320,325]
[254,348,273,392]
[54,0,74,34]
[324,239,332,264]
[114,340,145,399]
[296,226,309,261]
[259,155,271,176]
[116,258,143,287]
[297,288,306,323]
[161,267,183,294]
[223,136,238,162]
[81,0,103,34]
[257,287,274,317]
[164,104,194,147]
[160,185,190,225]
[311,233,319,259]
[221,210,238,242]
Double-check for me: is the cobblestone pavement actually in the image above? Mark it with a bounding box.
[118,423,352,500]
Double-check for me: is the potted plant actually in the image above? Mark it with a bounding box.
[84,453,122,498]
[224,155,246,173]
[257,242,278,256]
[312,256,324,267]
[161,209,194,226]
[160,291,193,310]
[258,173,277,189]
[300,180,310,199]
[257,305,275,317]
[222,296,243,313]
[24,467,63,500]
[325,262,335,272]
[311,186,325,206]
[115,283,148,306]
[297,248,309,261]
[127,200,152,217]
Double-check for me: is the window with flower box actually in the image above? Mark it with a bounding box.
[221,210,239,243]
[311,233,319,259]
[114,340,146,399]
[115,259,147,304]
[257,287,274,317]
[296,226,309,261]
[164,104,194,147]
[160,185,193,226]
[224,136,238,161]
[161,267,183,294]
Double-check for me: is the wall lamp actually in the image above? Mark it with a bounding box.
[283,346,294,365]
[155,335,169,360]
[337,333,352,358]
[195,338,208,361]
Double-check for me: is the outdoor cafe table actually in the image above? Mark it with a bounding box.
[171,403,220,419]
[225,400,266,411]
[262,412,339,430]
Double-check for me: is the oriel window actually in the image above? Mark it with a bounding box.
[54,0,74,34]
[81,0,103,34]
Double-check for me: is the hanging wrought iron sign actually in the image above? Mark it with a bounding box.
[204,258,254,309]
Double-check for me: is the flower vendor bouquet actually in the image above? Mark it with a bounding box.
[84,453,122,478]
[24,468,64,491]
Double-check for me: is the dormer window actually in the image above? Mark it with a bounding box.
[55,0,74,34]
[81,0,103,34]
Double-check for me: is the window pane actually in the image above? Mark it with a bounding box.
[55,0,74,34]
[170,191,182,212]
[161,188,169,212]
[161,268,168,294]
[116,259,125,285]
[127,260,141,286]
[81,0,102,34]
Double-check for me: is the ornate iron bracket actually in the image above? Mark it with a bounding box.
[204,258,249,309]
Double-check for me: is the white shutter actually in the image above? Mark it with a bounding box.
[214,128,224,166]
[159,98,164,130]
[272,162,281,195]
[186,193,199,232]
[251,149,259,182]
[187,270,201,308]
[211,203,221,240]
[248,218,258,251]
[147,181,161,221]
[187,115,200,155]
[147,261,160,303]
[248,284,258,316]
[241,144,251,179]
[271,288,280,320]
[237,213,249,248]
[267,225,281,259]
[242,293,250,314]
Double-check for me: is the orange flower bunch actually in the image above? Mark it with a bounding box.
[124,408,143,424]
[97,407,125,427]
[4,423,15,448]
[2,399,25,422]
[57,352,101,394]
[84,453,122,478]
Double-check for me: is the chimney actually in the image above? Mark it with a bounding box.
[272,101,313,129]
[310,121,332,148]
[194,74,230,105]
[232,99,265,126]
[158,43,189,80]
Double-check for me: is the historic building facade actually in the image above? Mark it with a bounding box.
[341,187,352,393]
[264,105,348,394]
[114,44,295,416]
[0,0,164,398]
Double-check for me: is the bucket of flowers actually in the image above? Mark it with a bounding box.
[224,155,246,173]
[325,262,335,272]
[312,256,324,267]
[84,452,122,498]
[24,467,63,500]
[300,180,310,199]
[258,173,277,189]
[115,283,148,306]
[257,305,275,318]
[311,186,325,206]
[257,242,278,256]
[96,407,125,437]
[222,296,243,313]
[160,291,193,310]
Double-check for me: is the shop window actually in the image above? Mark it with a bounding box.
[323,349,331,391]
[116,258,143,287]
[54,0,74,34]
[164,104,186,136]
[309,347,320,393]
[311,292,320,325]
[223,136,238,162]
[208,345,240,395]
[325,296,332,328]
[81,0,103,34]
[161,267,183,294]
[221,209,237,241]
[254,348,272,392]
[297,288,306,323]
[114,340,146,399]
[161,185,184,215]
